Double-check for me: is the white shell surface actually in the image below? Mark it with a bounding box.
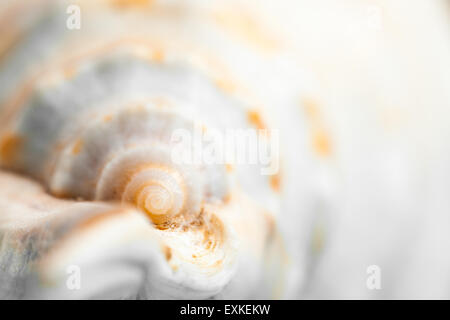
[0,0,450,300]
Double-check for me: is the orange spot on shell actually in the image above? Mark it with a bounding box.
[51,189,72,199]
[301,97,333,158]
[209,259,223,268]
[111,0,154,9]
[313,129,331,157]
[151,48,164,62]
[71,139,83,155]
[0,133,23,165]
[269,173,281,192]
[103,114,113,122]
[164,246,172,261]
[247,110,266,130]
[222,193,232,203]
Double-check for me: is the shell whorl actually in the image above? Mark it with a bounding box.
[123,165,186,224]
[0,53,237,227]
[94,145,204,226]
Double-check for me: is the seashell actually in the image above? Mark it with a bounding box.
[0,170,242,299]
[0,46,279,227]
[0,0,285,299]
[3,0,450,301]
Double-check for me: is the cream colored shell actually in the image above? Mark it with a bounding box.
[0,0,285,299]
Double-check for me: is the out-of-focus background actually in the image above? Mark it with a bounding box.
[274,0,450,299]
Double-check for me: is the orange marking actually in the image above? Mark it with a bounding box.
[0,133,23,165]
[110,0,154,9]
[51,189,72,199]
[313,129,331,157]
[71,139,83,155]
[151,48,164,62]
[247,110,266,130]
[301,97,333,158]
[269,173,281,192]
[222,193,232,203]
[164,246,172,261]
[209,259,223,268]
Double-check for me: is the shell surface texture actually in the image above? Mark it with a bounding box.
[1,0,450,300]
[0,0,284,299]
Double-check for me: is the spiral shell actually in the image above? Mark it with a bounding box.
[0,0,284,299]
